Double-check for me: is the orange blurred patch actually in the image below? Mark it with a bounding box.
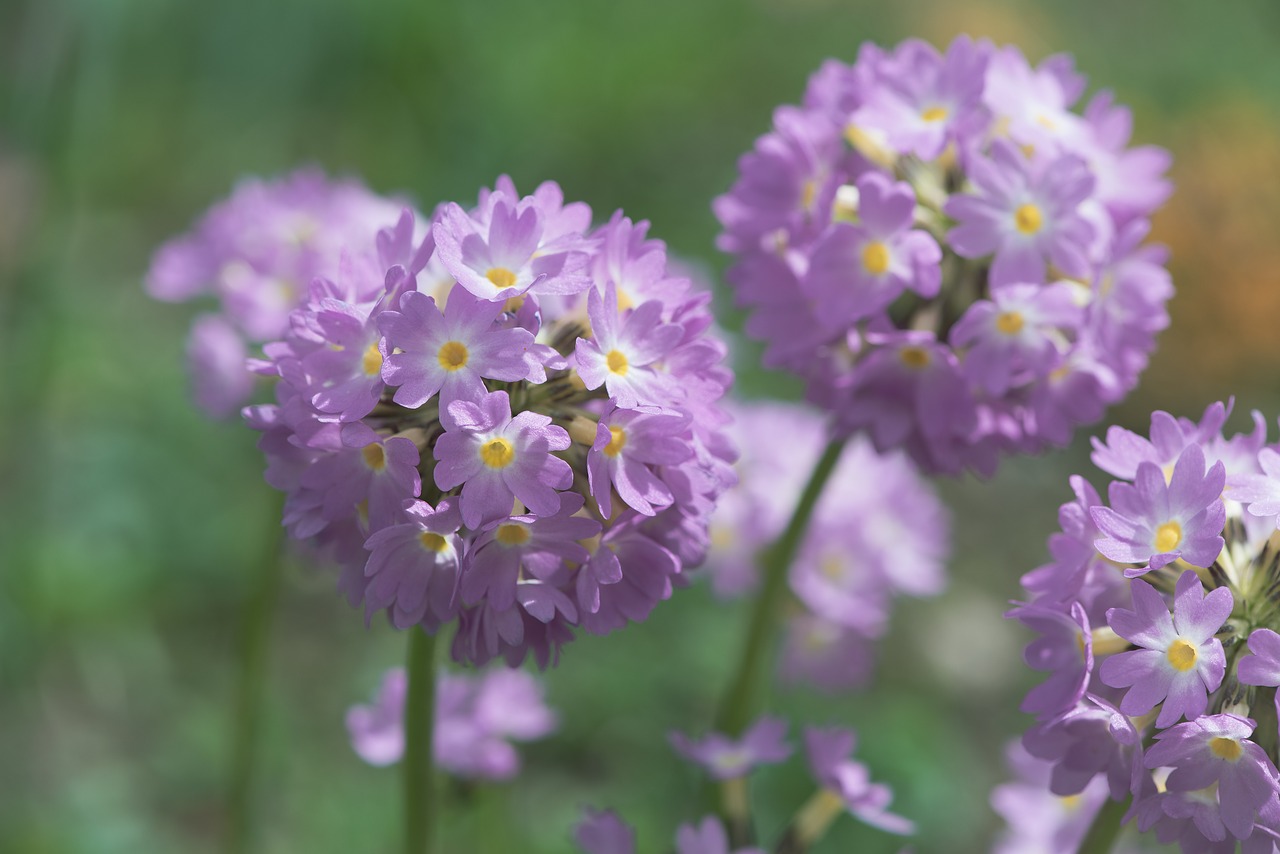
[1147,100,1280,401]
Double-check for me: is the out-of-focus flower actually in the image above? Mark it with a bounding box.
[147,168,408,418]
[703,400,948,691]
[716,38,1172,475]
[346,666,556,780]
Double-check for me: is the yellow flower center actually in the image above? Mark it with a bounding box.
[861,240,890,275]
[606,349,629,375]
[495,523,531,546]
[1014,203,1043,235]
[603,426,627,458]
[418,532,448,553]
[362,342,383,376]
[437,340,469,371]
[1210,737,1243,762]
[995,311,1025,335]
[486,267,517,289]
[921,105,948,122]
[361,444,386,471]
[503,295,525,313]
[899,346,930,369]
[1166,639,1198,672]
[479,437,515,469]
[1154,521,1183,553]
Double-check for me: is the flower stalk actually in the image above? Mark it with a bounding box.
[403,628,439,854]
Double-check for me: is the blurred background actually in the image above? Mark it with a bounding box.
[3,0,1280,851]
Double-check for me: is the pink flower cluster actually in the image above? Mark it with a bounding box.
[1010,402,1280,851]
[715,37,1172,475]
[151,173,738,667]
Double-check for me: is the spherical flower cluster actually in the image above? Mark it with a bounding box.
[715,37,1172,475]
[1009,401,1280,851]
[705,401,948,689]
[146,168,406,417]
[346,666,556,779]
[245,177,735,667]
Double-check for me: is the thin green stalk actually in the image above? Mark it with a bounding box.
[404,628,439,854]
[1078,797,1128,854]
[226,498,286,854]
[713,437,848,737]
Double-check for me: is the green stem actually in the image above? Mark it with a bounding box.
[713,438,848,737]
[404,628,439,854]
[1078,797,1128,854]
[226,499,286,854]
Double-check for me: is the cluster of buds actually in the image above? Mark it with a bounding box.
[575,716,911,853]
[1010,402,1280,852]
[346,666,556,780]
[704,401,948,690]
[715,36,1172,475]
[239,176,736,667]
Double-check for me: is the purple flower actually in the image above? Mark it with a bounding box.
[1145,714,1280,841]
[433,390,573,528]
[586,405,692,518]
[669,716,792,780]
[347,666,556,780]
[299,423,421,531]
[379,285,539,408]
[949,281,1082,395]
[804,727,914,835]
[991,741,1118,854]
[346,668,407,766]
[849,36,990,160]
[1091,444,1226,575]
[461,494,600,613]
[1099,571,1231,727]
[433,191,591,301]
[675,817,766,854]
[234,176,737,666]
[574,809,635,854]
[574,284,683,408]
[362,499,462,630]
[716,39,1172,476]
[946,140,1096,287]
[1230,448,1280,526]
[801,172,941,330]
[1238,629,1280,725]
[1008,601,1094,720]
[187,314,254,418]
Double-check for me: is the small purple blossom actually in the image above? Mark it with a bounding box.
[675,817,766,854]
[380,286,538,408]
[433,390,573,529]
[946,140,1096,287]
[949,281,1082,396]
[801,172,941,329]
[1091,444,1226,575]
[669,716,792,780]
[1145,714,1280,841]
[574,809,636,854]
[574,284,683,408]
[1100,571,1231,728]
[804,726,914,835]
[347,666,556,780]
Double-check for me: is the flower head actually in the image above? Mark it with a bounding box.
[1008,402,1280,849]
[716,37,1171,475]
[238,178,735,667]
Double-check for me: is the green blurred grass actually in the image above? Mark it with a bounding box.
[4,0,1280,851]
